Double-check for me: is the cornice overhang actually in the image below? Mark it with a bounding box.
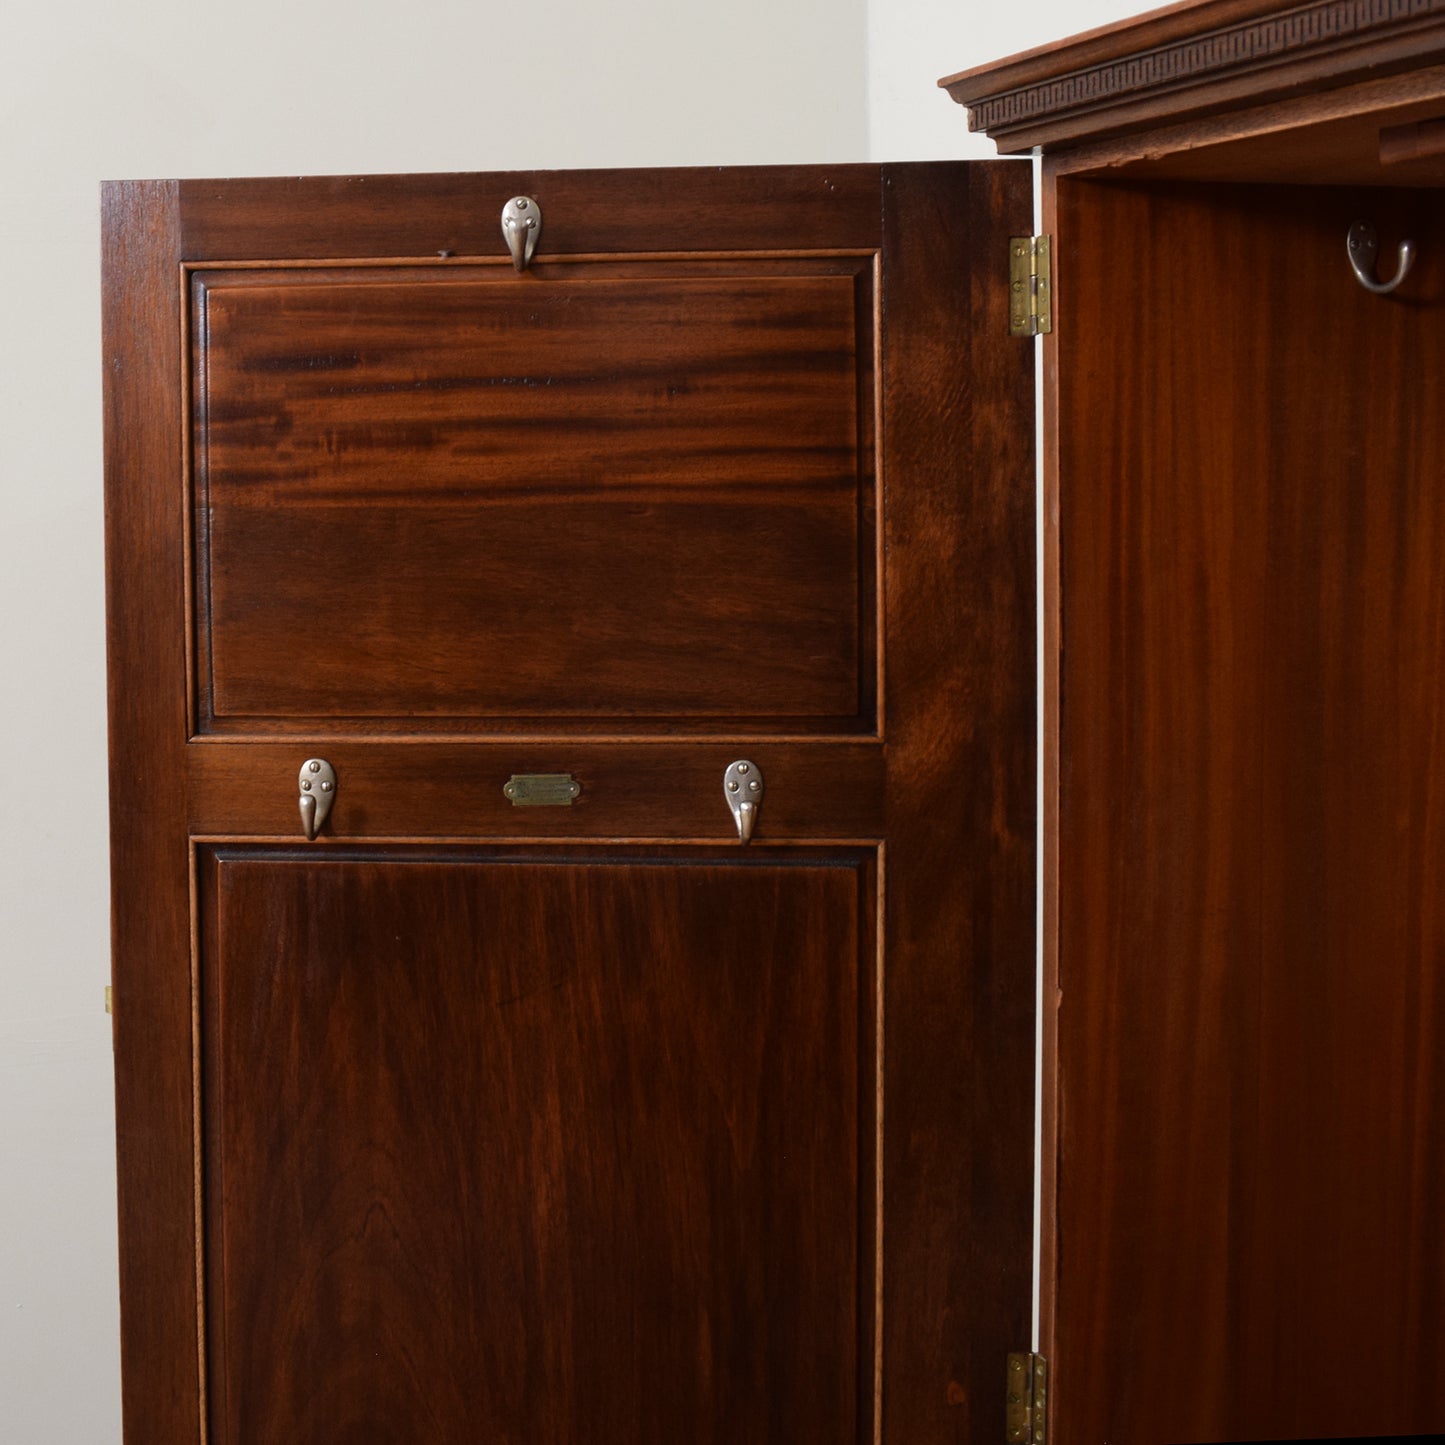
[941,0,1445,153]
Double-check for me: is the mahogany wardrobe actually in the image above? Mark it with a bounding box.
[102,1,1445,1441]
[947,0,1445,1440]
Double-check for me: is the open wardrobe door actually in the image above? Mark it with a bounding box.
[102,162,1036,1444]
[948,3,1445,1441]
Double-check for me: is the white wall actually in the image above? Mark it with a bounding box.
[0,1,1151,1438]
[869,0,1166,160]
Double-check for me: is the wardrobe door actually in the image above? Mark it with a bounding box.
[103,163,1035,1444]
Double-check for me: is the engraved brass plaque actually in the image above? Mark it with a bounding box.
[503,773,581,806]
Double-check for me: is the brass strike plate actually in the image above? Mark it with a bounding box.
[504,773,581,806]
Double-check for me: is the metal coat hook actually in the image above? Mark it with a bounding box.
[298,758,336,839]
[501,195,542,272]
[1347,220,1416,295]
[724,759,763,844]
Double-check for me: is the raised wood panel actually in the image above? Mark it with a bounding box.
[1055,176,1445,1441]
[200,848,875,1445]
[193,259,875,731]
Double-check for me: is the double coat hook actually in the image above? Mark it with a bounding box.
[724,760,764,844]
[1347,220,1416,295]
[298,758,336,839]
[501,196,542,272]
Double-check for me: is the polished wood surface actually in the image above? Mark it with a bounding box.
[175,166,886,262]
[104,163,1035,1444]
[878,162,1036,1443]
[1381,113,1445,165]
[1054,176,1445,1441]
[1045,68,1445,187]
[102,180,202,1440]
[952,8,1445,1437]
[940,0,1445,154]
[201,849,871,1443]
[1072,81,1445,187]
[186,740,883,840]
[194,260,873,728]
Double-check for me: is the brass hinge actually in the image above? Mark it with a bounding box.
[1006,1352,1048,1444]
[1008,236,1052,337]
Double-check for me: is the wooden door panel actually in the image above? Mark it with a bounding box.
[104,163,1036,1445]
[202,848,873,1445]
[194,260,874,730]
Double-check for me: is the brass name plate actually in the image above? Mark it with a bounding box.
[503,773,581,807]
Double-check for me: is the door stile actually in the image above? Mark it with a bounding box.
[877,161,1036,1444]
[104,180,204,1442]
[1034,150,1065,1380]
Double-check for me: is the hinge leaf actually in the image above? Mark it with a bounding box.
[1008,236,1052,337]
[1006,1351,1048,1443]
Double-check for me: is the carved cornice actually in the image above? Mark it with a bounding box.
[942,0,1445,153]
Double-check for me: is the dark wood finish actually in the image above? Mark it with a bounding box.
[201,848,872,1444]
[1052,177,1445,1442]
[102,181,201,1442]
[194,259,874,729]
[176,166,886,262]
[878,162,1036,1445]
[1047,71,1445,187]
[1035,165,1064,1380]
[104,164,1036,1445]
[187,741,883,840]
[958,2,1445,1439]
[1381,113,1445,164]
[940,0,1445,154]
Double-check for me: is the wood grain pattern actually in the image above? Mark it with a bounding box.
[1381,111,1445,163]
[106,163,1036,1445]
[193,261,873,727]
[941,0,1445,154]
[102,181,202,1444]
[176,166,885,263]
[186,740,883,841]
[201,849,871,1444]
[878,161,1036,1445]
[1053,176,1445,1441]
[1043,67,1445,187]
[1034,151,1065,1391]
